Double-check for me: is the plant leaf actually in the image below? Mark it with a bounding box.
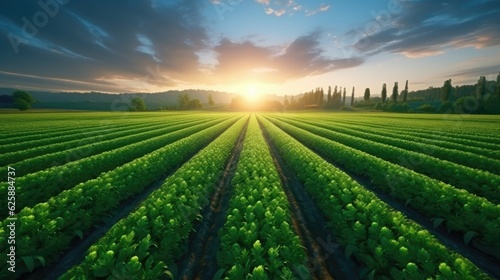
[35,256,46,267]
[432,218,445,229]
[165,263,177,279]
[359,267,371,279]
[213,268,226,280]
[74,229,84,240]
[21,256,35,272]
[464,231,477,245]
[345,244,355,260]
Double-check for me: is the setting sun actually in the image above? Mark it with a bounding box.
[245,84,260,103]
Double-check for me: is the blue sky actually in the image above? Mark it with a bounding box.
[0,0,499,97]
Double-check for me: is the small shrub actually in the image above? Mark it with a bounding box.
[416,104,436,113]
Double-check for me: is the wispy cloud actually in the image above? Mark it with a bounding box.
[444,64,500,85]
[265,8,286,16]
[306,4,330,16]
[348,0,500,58]
[257,0,327,17]
[255,0,270,5]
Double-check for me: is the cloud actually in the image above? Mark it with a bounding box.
[264,8,286,16]
[444,64,500,84]
[347,0,500,58]
[255,0,270,5]
[211,32,363,84]
[306,4,330,16]
[259,0,325,17]
[0,0,208,92]
[0,1,359,92]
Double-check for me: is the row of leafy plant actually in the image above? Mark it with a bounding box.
[265,116,500,248]
[0,117,211,173]
[217,115,307,279]
[273,116,500,203]
[0,112,182,144]
[59,115,248,279]
[258,115,491,279]
[280,114,499,174]
[330,118,500,159]
[328,116,500,166]
[332,116,500,147]
[0,116,241,278]
[0,119,113,146]
[0,116,230,218]
[0,119,162,154]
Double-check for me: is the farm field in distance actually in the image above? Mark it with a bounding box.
[0,111,499,279]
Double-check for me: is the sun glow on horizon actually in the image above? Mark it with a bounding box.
[245,84,261,103]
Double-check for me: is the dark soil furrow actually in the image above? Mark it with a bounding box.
[258,118,361,280]
[176,119,249,280]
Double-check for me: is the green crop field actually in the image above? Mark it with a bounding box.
[1,111,499,279]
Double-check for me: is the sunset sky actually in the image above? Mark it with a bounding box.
[1,0,499,97]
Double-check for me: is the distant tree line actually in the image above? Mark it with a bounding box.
[128,93,215,111]
[284,86,356,110]
[370,72,500,114]
[0,90,35,111]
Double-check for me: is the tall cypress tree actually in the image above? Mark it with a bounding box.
[381,83,387,103]
[441,79,452,102]
[391,82,399,103]
[342,88,346,106]
[327,86,332,103]
[402,80,408,102]
[364,88,370,101]
[351,87,355,106]
[476,76,487,100]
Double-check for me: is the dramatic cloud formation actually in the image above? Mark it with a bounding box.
[349,0,500,58]
[211,32,363,84]
[0,0,498,93]
[0,0,208,92]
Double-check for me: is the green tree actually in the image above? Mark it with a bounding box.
[178,93,190,109]
[12,90,34,111]
[441,79,452,102]
[363,88,370,101]
[402,80,408,102]
[391,82,399,103]
[327,86,332,103]
[475,76,487,100]
[130,97,146,111]
[12,90,34,103]
[381,83,387,103]
[319,87,324,107]
[208,94,215,106]
[188,99,202,109]
[13,99,30,111]
[351,87,355,106]
[342,88,346,106]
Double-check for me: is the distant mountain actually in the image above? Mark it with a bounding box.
[0,88,238,111]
